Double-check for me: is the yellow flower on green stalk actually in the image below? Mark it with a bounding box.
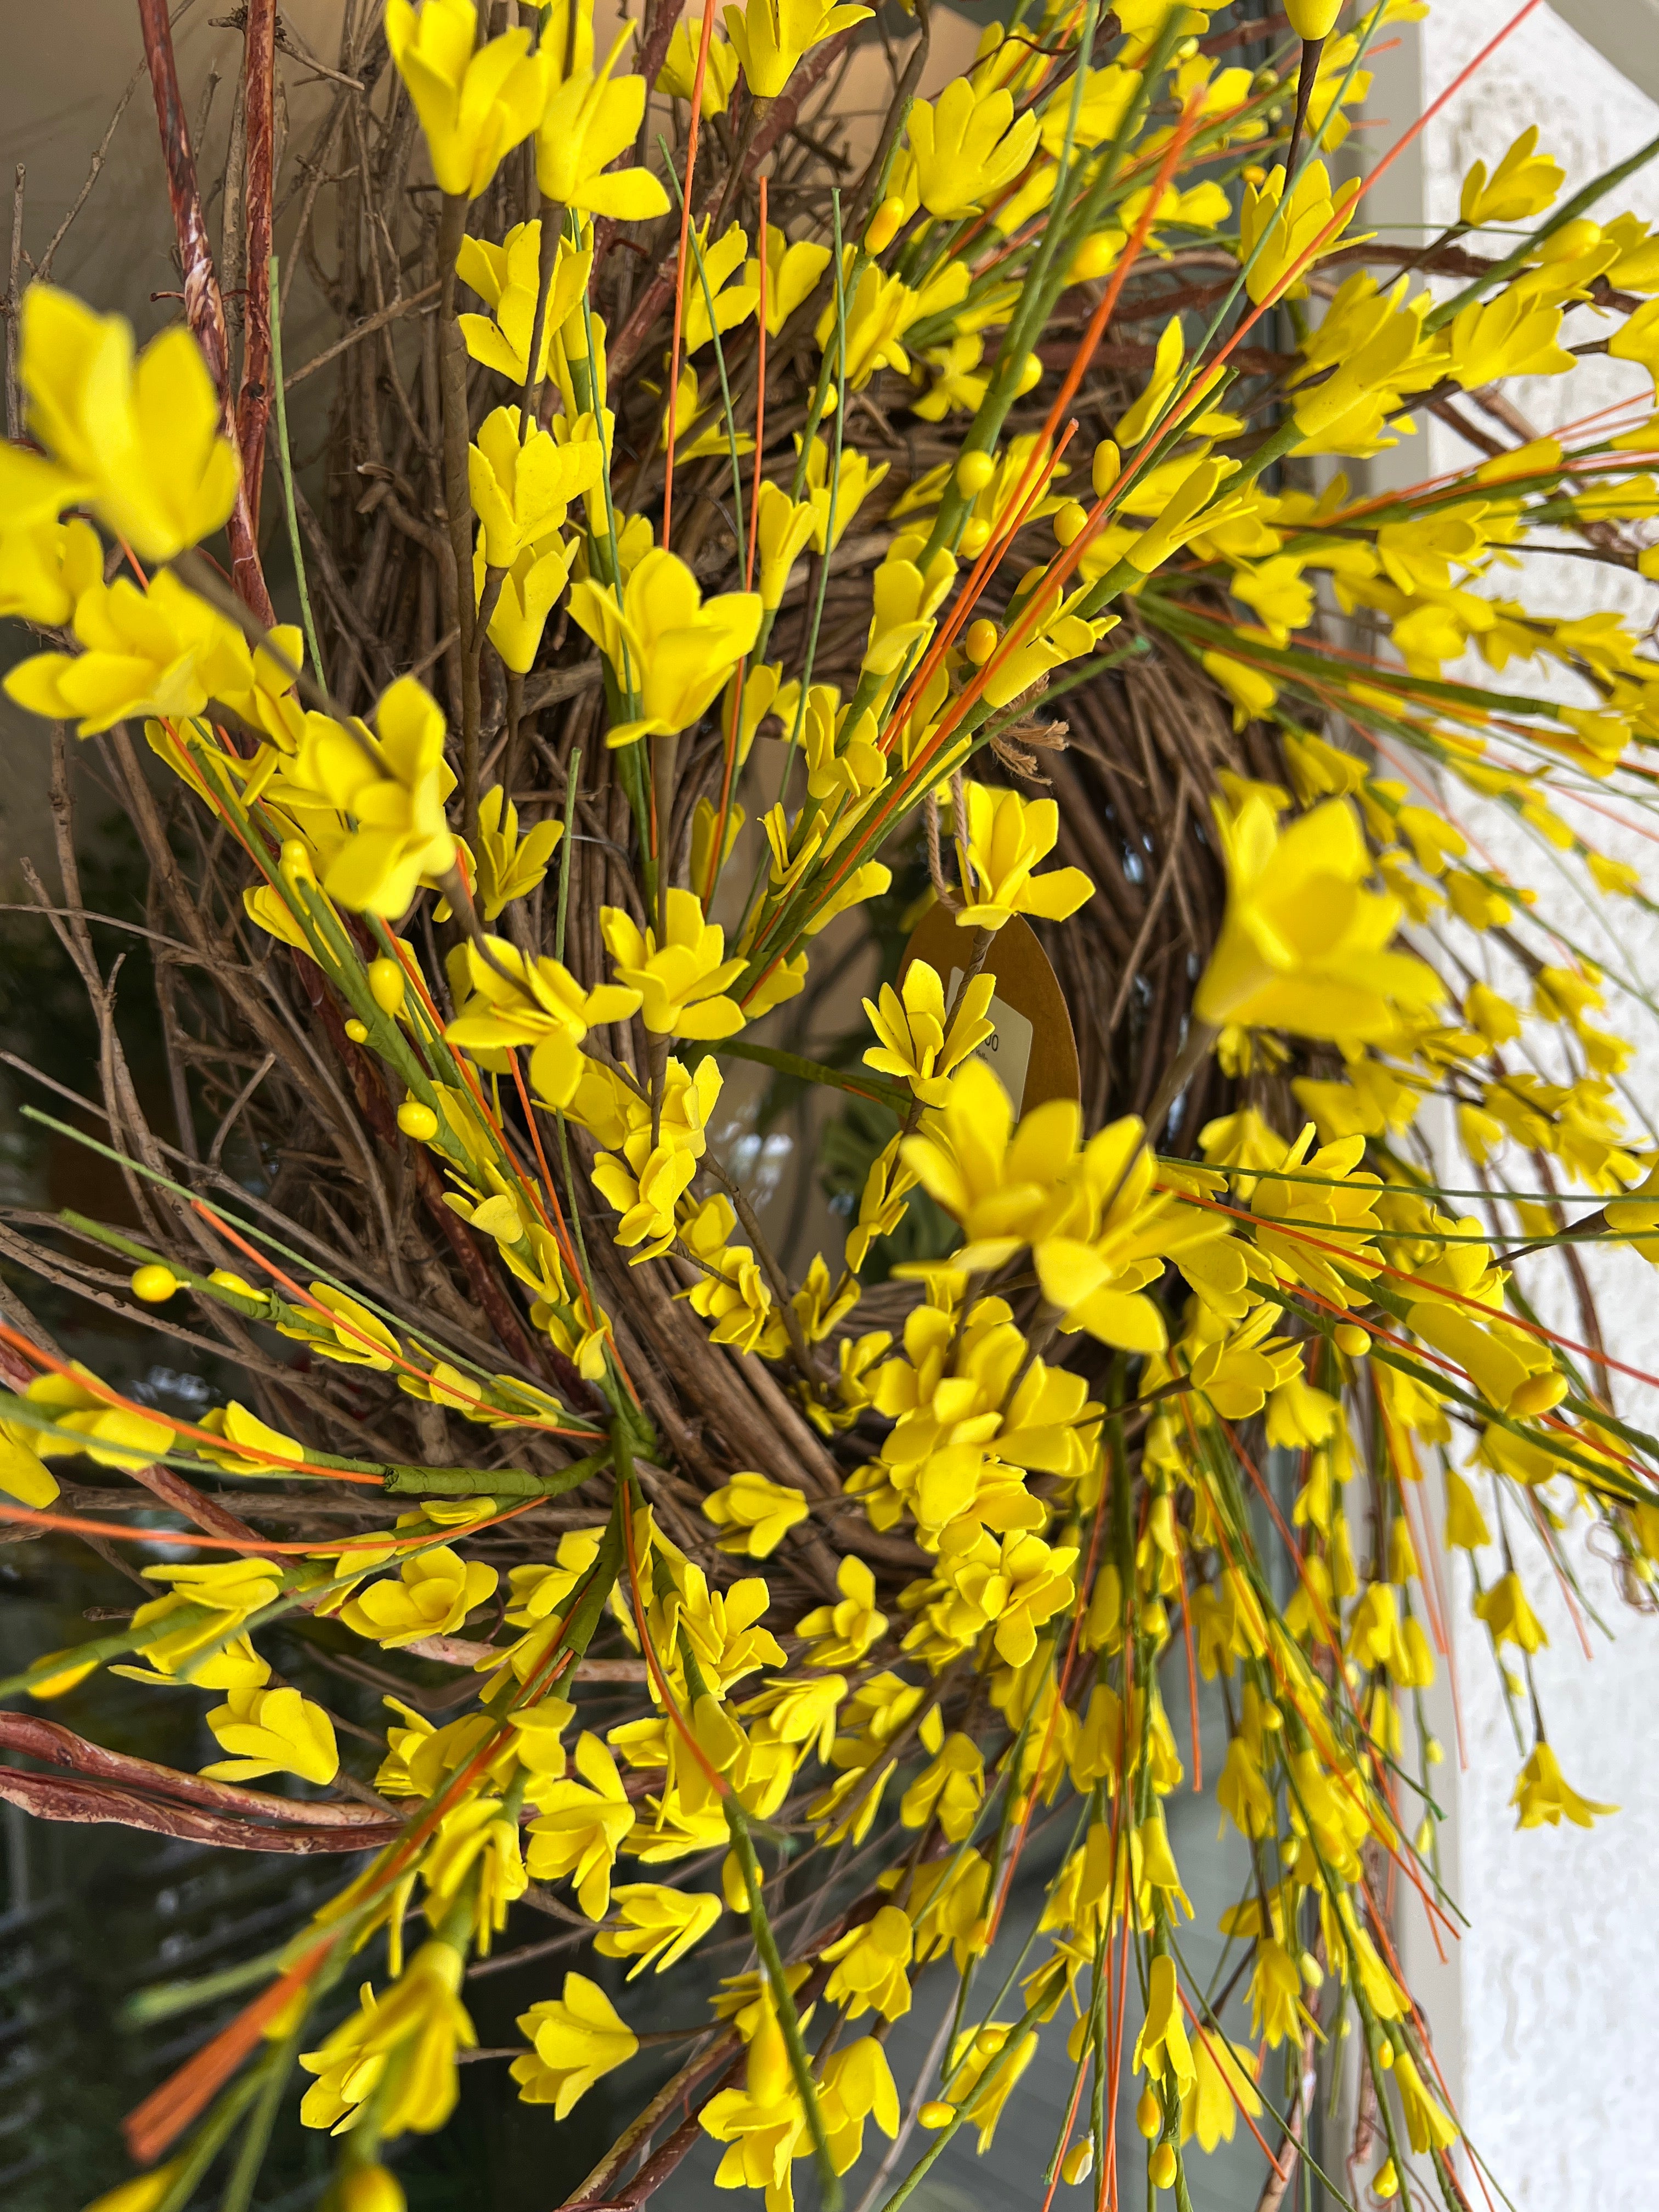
[1461,127,1564,228]
[536,27,672,221]
[1194,794,1443,1040]
[925,2021,1037,2152]
[657,15,742,113]
[300,1943,476,2136]
[469,406,603,566]
[820,1904,915,2021]
[721,0,873,101]
[477,531,579,674]
[336,1545,499,1648]
[202,1683,338,1787]
[1445,290,1575,387]
[16,286,239,563]
[0,1413,59,1511]
[900,1733,984,1840]
[1181,2029,1262,2151]
[797,1554,888,1665]
[1511,1740,1617,1829]
[568,546,761,749]
[819,257,951,391]
[595,1884,724,1976]
[467,784,565,921]
[862,957,995,1105]
[702,1470,810,1558]
[820,2039,901,2174]
[905,75,1038,219]
[514,1973,639,2115]
[1133,1954,1195,2096]
[754,481,820,609]
[0,512,101,629]
[748,227,833,336]
[386,0,547,200]
[953,783,1093,931]
[24,1368,175,1471]
[1472,1569,1549,1654]
[601,889,747,1039]
[1391,2051,1459,2155]
[678,219,761,354]
[799,433,889,551]
[1239,161,1362,305]
[526,1731,633,1916]
[4,569,253,738]
[262,675,459,919]
[458,219,592,383]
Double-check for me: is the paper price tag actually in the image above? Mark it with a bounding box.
[949,972,1034,1113]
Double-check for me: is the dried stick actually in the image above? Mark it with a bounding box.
[236,0,278,527]
[136,0,275,623]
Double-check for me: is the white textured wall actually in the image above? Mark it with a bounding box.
[1397,7,1659,2204]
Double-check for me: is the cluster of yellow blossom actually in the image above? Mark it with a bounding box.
[17,8,1659,2212]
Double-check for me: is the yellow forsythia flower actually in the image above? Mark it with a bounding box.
[1460,126,1564,227]
[1194,794,1443,1040]
[601,889,747,1039]
[862,957,995,1105]
[954,782,1093,930]
[595,1884,724,1976]
[570,547,761,749]
[386,0,545,201]
[16,286,239,562]
[336,1546,499,1647]
[905,76,1038,221]
[721,0,873,101]
[702,1470,810,1558]
[1511,1740,1618,1829]
[536,28,672,221]
[514,1973,640,2114]
[457,219,592,383]
[300,1943,476,2136]
[526,1731,633,1915]
[202,1683,340,1786]
[657,15,742,114]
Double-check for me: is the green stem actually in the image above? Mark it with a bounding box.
[726,1797,843,2212]
[266,252,324,683]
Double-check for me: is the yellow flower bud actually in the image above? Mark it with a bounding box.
[961,518,991,556]
[344,1018,370,1043]
[1092,439,1120,497]
[1053,501,1088,547]
[82,2163,185,2212]
[956,450,996,496]
[1136,2086,1162,2138]
[865,196,906,253]
[1334,1322,1369,1355]
[1015,351,1043,395]
[1061,2140,1093,2185]
[1374,2158,1400,2200]
[368,955,407,1018]
[1069,234,1116,282]
[1285,0,1342,33]
[1149,2142,1177,2190]
[918,2100,954,2129]
[131,1263,179,1304]
[279,838,314,883]
[964,618,998,665]
[397,1100,439,1141]
[336,2168,408,2212]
